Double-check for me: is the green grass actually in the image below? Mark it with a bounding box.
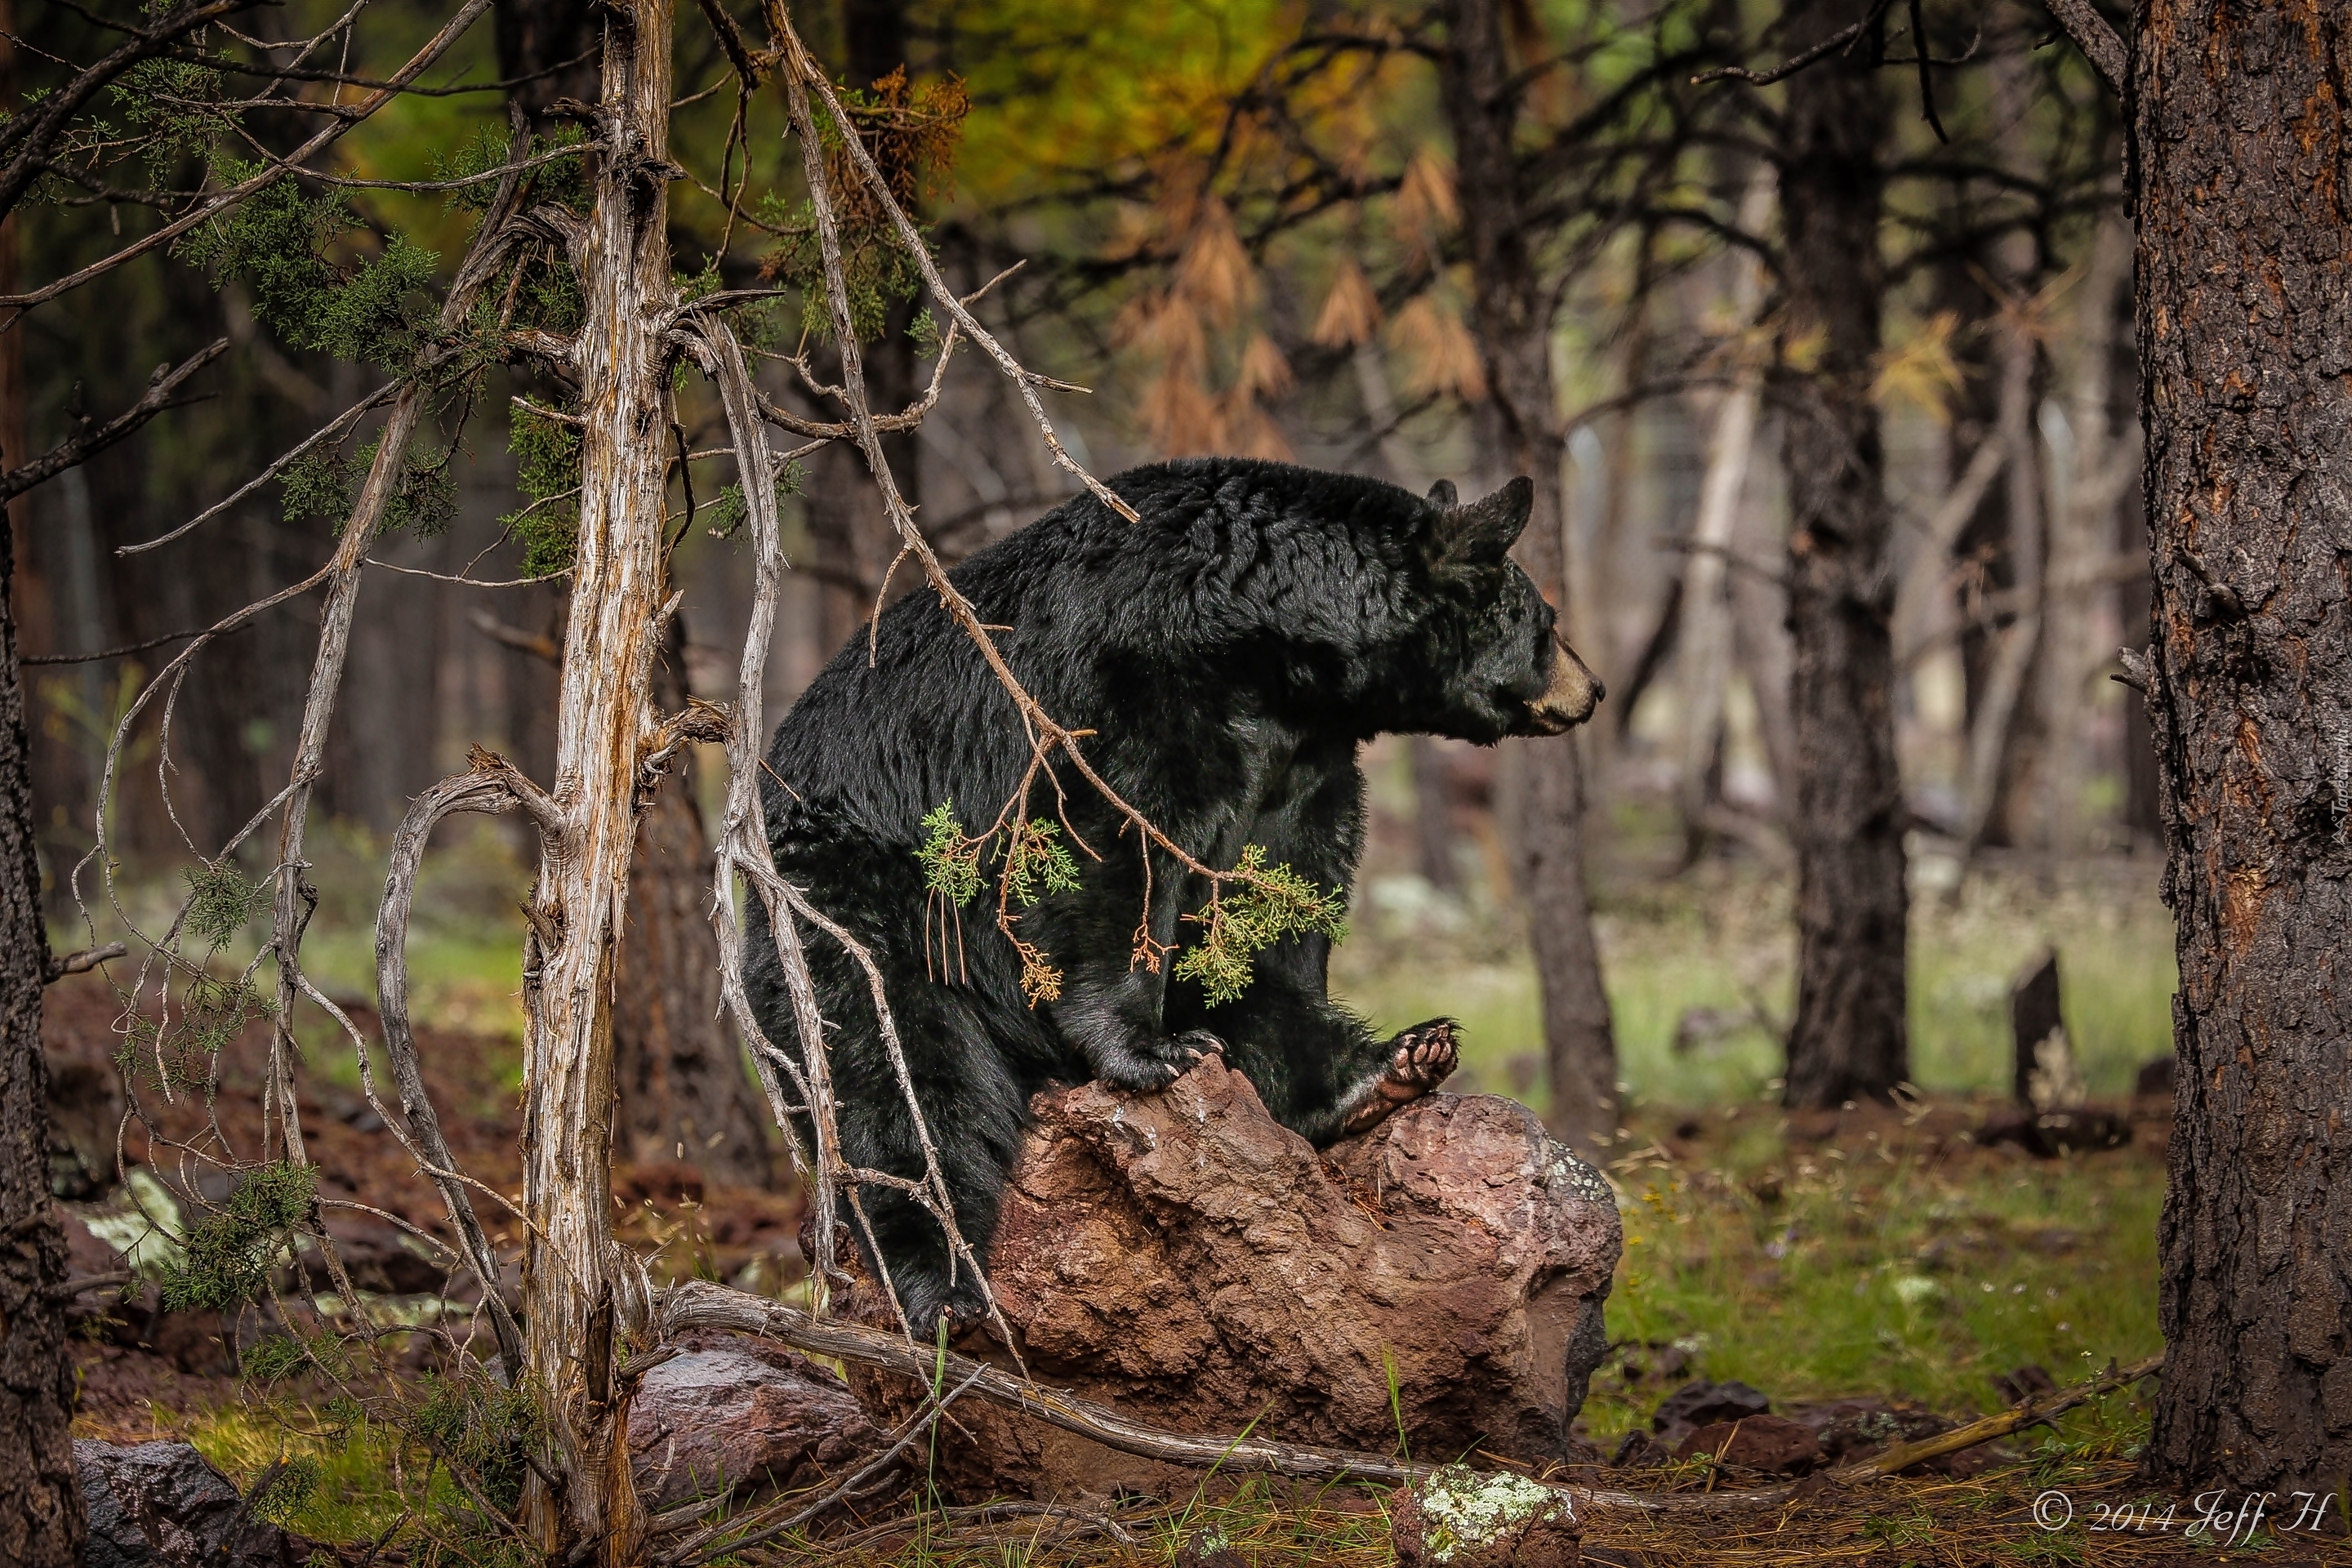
[1332,857,2177,1111]
[1583,1122,2164,1443]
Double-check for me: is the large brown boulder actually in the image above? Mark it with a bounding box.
[844,1058,1621,1500]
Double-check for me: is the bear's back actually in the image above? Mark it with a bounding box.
[763,457,1426,841]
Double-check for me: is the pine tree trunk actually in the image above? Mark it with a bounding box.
[1438,0,1618,1152]
[2136,0,2352,1493]
[514,0,675,1551]
[0,479,81,1566]
[1774,0,1909,1108]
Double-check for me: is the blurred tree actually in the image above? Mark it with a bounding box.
[1437,0,1619,1151]
[1770,0,1910,1107]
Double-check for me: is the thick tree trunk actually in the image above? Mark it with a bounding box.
[514,0,675,1552]
[1438,0,1618,1152]
[1773,0,1909,1108]
[612,620,768,1186]
[0,475,80,1565]
[2136,0,2352,1494]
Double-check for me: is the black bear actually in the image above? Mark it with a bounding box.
[744,457,1601,1330]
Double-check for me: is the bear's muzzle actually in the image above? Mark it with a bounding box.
[1526,635,1604,733]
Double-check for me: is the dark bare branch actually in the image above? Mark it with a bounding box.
[2038,0,2126,96]
[0,338,228,503]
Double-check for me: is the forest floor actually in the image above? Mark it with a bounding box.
[48,840,2345,1564]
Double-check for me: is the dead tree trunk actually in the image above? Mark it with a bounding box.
[2136,0,2352,1494]
[1438,0,1618,1152]
[513,0,675,1552]
[0,462,79,1568]
[1773,0,1909,1107]
[1671,169,1773,858]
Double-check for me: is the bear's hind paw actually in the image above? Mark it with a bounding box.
[1338,1018,1459,1136]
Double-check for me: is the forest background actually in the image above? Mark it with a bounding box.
[4,0,2221,1553]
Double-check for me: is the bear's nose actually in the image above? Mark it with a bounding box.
[1526,635,1603,732]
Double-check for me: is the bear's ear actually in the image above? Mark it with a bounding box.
[1426,478,1459,509]
[1428,476,1533,573]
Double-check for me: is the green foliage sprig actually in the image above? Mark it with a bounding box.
[502,404,583,575]
[411,1370,546,1514]
[183,859,259,946]
[915,803,1343,1009]
[703,461,808,541]
[179,170,442,373]
[158,1160,317,1313]
[916,800,984,906]
[1174,844,1348,1006]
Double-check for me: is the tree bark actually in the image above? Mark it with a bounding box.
[1437,0,1618,1152]
[612,618,768,1186]
[0,440,81,1567]
[513,0,675,1552]
[2135,0,2352,1493]
[1773,0,1909,1107]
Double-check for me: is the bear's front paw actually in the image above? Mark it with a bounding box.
[1339,1018,1460,1135]
[1093,1031,1224,1092]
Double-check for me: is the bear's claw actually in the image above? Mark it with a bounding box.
[1339,1018,1459,1135]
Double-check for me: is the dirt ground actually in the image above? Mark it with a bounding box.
[42,969,2351,1565]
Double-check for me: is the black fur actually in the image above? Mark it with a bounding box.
[744,457,1578,1330]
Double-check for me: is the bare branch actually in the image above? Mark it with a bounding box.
[0,338,228,503]
[1694,0,1898,86]
[117,380,402,556]
[2038,0,2127,96]
[0,0,497,314]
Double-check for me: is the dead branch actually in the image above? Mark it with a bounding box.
[2037,0,2126,96]
[372,758,549,1375]
[773,20,1137,525]
[43,942,125,982]
[116,379,403,555]
[1828,1354,2163,1480]
[664,1280,1753,1517]
[0,338,228,502]
[260,103,539,1171]
[0,0,497,315]
[666,1279,2163,1519]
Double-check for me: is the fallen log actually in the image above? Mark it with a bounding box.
[666,1279,2158,1519]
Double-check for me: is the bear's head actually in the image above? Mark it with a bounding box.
[1374,474,1604,746]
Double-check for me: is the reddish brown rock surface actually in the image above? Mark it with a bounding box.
[628,1332,887,1510]
[845,1059,1621,1500]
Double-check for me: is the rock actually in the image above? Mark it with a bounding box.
[1780,1397,1995,1477]
[1174,1526,1252,1568]
[629,1331,888,1509]
[2135,1055,2176,1101]
[1390,1465,1579,1568]
[1650,1379,1770,1446]
[47,1056,122,1199]
[1670,1414,1822,1474]
[844,1060,1620,1501]
[1606,1429,1671,1468]
[78,1440,305,1567]
[1992,1364,2056,1405]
